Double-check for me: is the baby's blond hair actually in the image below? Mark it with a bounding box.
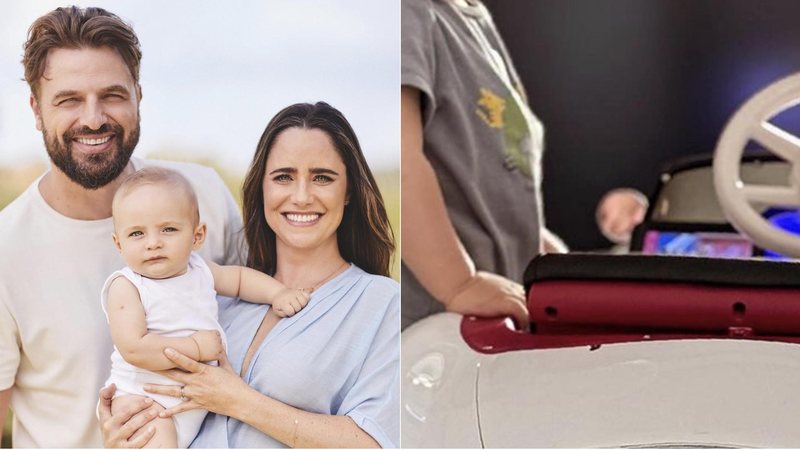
[112,167,200,224]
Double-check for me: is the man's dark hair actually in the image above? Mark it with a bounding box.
[22,6,141,99]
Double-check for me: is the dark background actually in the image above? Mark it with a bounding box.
[483,0,800,250]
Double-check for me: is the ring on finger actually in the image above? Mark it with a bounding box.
[180,385,187,401]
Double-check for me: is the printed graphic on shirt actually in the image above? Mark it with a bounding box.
[476,87,533,180]
[477,88,505,128]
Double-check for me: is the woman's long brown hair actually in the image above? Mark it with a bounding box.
[242,102,395,277]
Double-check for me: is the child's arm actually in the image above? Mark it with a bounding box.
[106,277,224,371]
[207,261,309,317]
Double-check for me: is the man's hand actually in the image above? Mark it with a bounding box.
[190,330,223,362]
[98,384,158,448]
[444,271,529,328]
[271,288,310,318]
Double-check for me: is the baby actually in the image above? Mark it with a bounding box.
[101,167,308,448]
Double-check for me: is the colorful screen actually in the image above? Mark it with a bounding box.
[642,230,754,258]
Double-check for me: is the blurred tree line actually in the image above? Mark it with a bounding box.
[0,155,399,279]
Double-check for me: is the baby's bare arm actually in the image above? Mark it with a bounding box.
[207,261,291,303]
[106,277,223,371]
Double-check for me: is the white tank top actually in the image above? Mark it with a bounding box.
[100,252,226,377]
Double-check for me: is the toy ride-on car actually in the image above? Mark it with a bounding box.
[402,73,800,448]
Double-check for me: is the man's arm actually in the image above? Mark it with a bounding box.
[106,277,222,371]
[401,86,528,326]
[0,388,10,443]
[218,175,247,266]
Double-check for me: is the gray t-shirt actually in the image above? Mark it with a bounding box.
[402,0,545,328]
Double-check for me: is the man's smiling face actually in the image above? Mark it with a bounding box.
[31,46,141,189]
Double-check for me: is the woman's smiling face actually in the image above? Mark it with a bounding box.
[263,127,349,253]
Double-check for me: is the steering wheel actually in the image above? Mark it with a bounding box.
[713,72,800,258]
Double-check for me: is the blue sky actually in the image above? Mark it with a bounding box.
[0,0,399,173]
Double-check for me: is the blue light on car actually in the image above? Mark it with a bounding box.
[762,210,800,260]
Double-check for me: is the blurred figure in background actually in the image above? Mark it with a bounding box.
[595,187,648,252]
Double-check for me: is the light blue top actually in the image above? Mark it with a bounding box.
[190,264,400,448]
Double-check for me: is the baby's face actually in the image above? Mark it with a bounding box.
[112,184,204,279]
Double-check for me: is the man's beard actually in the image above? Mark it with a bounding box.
[43,121,140,190]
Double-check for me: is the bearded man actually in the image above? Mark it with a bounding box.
[0,6,243,447]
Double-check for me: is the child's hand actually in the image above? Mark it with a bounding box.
[272,288,310,318]
[190,330,223,362]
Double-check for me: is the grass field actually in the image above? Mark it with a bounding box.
[2,414,9,448]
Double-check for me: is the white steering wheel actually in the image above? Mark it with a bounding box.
[713,72,800,257]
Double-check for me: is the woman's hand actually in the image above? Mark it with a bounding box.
[97,384,159,448]
[145,348,250,419]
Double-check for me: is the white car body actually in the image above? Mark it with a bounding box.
[403,313,800,447]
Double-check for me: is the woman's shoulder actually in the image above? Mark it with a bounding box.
[337,266,399,335]
[345,266,399,306]
[350,266,398,290]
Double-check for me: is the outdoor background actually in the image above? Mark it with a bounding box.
[0,1,399,446]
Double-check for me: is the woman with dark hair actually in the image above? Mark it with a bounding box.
[100,102,399,448]
[241,102,395,278]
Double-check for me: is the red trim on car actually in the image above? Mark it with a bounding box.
[460,280,800,354]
